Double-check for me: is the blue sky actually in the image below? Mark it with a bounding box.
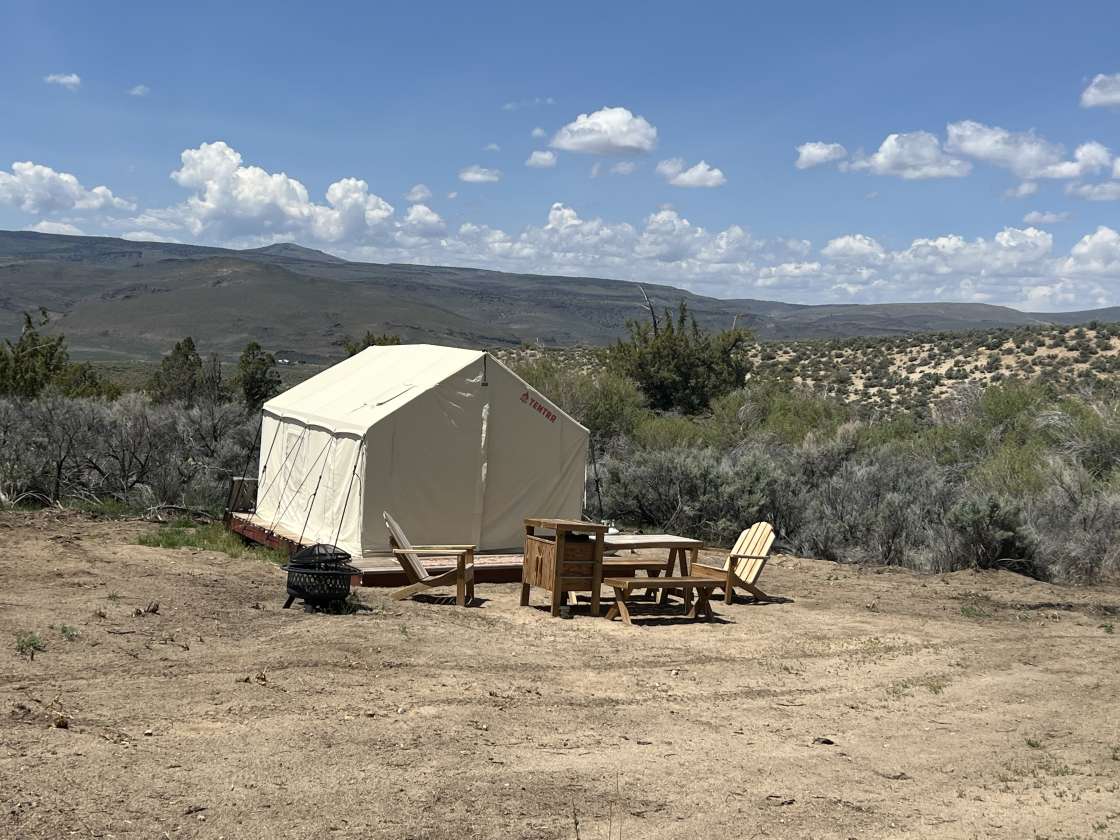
[2,0,1119,309]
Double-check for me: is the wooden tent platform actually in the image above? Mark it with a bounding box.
[228,512,304,556]
[351,554,525,587]
[227,512,524,587]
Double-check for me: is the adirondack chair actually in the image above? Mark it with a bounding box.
[690,522,776,605]
[383,511,476,606]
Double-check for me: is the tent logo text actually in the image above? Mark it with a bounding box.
[520,391,557,423]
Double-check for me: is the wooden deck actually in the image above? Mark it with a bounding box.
[351,554,525,587]
[227,513,524,587]
[227,512,305,556]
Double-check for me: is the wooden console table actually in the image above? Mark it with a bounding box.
[520,518,607,617]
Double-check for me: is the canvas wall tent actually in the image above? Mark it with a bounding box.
[253,345,589,557]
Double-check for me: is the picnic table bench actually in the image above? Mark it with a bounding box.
[603,576,721,625]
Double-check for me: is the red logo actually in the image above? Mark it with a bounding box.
[521,391,557,423]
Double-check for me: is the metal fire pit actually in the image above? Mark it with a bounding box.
[281,543,360,609]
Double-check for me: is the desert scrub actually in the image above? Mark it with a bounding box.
[138,521,287,564]
[15,631,46,661]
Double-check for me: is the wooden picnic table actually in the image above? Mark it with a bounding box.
[603,576,721,625]
[602,533,704,606]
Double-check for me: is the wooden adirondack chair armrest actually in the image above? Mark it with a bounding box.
[689,563,725,579]
[412,544,478,550]
[393,548,473,557]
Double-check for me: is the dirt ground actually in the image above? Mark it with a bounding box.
[2,511,1119,840]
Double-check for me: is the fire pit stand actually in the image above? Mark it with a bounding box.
[281,543,361,609]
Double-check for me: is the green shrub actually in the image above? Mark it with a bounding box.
[599,447,790,545]
[0,312,117,400]
[1030,464,1120,582]
[943,495,1039,576]
[970,441,1048,496]
[631,415,707,450]
[15,631,45,661]
[796,451,952,566]
[606,301,751,414]
[236,341,282,410]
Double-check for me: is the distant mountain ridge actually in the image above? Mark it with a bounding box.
[0,229,1098,360]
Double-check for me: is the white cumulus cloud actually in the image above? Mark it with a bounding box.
[458,165,501,183]
[44,73,81,90]
[1067,181,1120,201]
[531,127,547,139]
[164,141,394,243]
[946,121,1112,179]
[822,234,885,260]
[483,143,501,152]
[401,204,446,237]
[28,220,84,236]
[1081,73,1120,108]
[405,183,432,203]
[0,161,134,213]
[128,84,150,97]
[1023,210,1069,225]
[550,106,657,155]
[655,158,726,188]
[121,230,179,243]
[1005,181,1039,199]
[525,150,557,168]
[1062,226,1120,275]
[610,161,637,176]
[846,132,971,179]
[795,142,847,170]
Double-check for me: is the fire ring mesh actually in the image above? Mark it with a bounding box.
[281,543,360,608]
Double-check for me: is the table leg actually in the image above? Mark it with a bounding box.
[682,546,696,576]
[658,548,677,606]
[519,582,531,606]
[644,562,664,599]
[682,548,697,612]
[687,588,714,620]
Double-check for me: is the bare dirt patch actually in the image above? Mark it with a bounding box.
[2,510,1119,839]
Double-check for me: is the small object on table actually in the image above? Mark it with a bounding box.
[521,518,607,617]
[602,576,721,625]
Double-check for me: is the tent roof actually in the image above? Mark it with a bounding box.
[263,344,484,434]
